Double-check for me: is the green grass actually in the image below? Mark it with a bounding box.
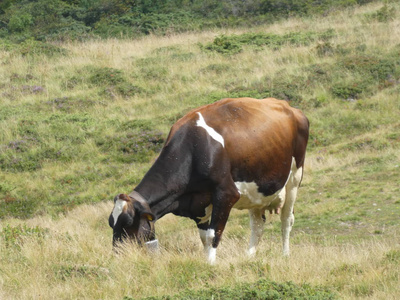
[0,1,400,299]
[140,279,338,299]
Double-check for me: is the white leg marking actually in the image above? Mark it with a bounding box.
[112,199,127,226]
[196,112,225,147]
[247,209,265,257]
[208,247,217,265]
[281,158,302,256]
[205,229,217,264]
[198,229,207,247]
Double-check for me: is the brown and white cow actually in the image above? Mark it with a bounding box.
[109,97,309,264]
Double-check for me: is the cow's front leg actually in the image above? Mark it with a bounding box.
[196,221,209,248]
[206,183,240,264]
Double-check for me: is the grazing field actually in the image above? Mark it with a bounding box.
[1,1,400,299]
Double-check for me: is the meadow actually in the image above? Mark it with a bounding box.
[0,1,399,299]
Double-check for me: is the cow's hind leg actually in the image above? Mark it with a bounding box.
[281,158,303,256]
[248,208,266,256]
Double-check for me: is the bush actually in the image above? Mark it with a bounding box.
[139,278,337,300]
[0,197,39,219]
[364,4,396,22]
[15,39,68,57]
[331,82,365,100]
[7,13,32,32]
[329,53,399,99]
[340,55,396,81]
[96,130,165,163]
[1,224,48,248]
[0,0,377,41]
[201,29,336,54]
[87,67,125,86]
[83,66,144,97]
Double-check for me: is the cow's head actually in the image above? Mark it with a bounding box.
[109,193,156,248]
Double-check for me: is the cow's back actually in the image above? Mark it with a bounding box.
[187,98,307,194]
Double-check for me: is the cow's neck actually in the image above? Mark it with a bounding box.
[133,142,192,219]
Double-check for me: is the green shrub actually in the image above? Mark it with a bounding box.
[269,73,306,102]
[15,39,68,57]
[96,130,165,163]
[0,0,377,41]
[364,4,396,22]
[328,53,399,100]
[103,82,144,98]
[0,152,42,172]
[84,66,145,97]
[87,67,125,86]
[139,65,169,82]
[139,278,337,300]
[201,29,336,54]
[0,143,75,173]
[331,82,365,99]
[7,13,32,33]
[201,34,244,55]
[304,63,332,84]
[1,224,48,248]
[340,55,396,81]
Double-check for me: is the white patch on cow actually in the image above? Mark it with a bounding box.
[196,112,225,147]
[208,247,217,265]
[197,204,213,224]
[112,199,127,226]
[206,229,215,242]
[248,246,256,257]
[233,181,286,210]
[232,157,302,257]
[205,229,217,265]
[233,157,295,211]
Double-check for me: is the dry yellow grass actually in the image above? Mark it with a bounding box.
[0,194,399,299]
[1,1,400,299]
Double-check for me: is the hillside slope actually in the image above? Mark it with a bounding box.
[0,1,399,299]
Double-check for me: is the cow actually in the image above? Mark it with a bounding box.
[109,97,309,264]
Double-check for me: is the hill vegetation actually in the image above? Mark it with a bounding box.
[1,0,377,41]
[0,0,399,299]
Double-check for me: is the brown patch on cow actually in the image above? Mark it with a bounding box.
[118,194,131,202]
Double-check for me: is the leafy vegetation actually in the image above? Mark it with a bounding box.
[1,224,48,249]
[0,0,378,41]
[140,279,337,300]
[201,29,335,54]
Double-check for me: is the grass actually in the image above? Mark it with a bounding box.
[0,1,400,299]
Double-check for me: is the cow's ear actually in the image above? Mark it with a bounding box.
[141,212,156,222]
